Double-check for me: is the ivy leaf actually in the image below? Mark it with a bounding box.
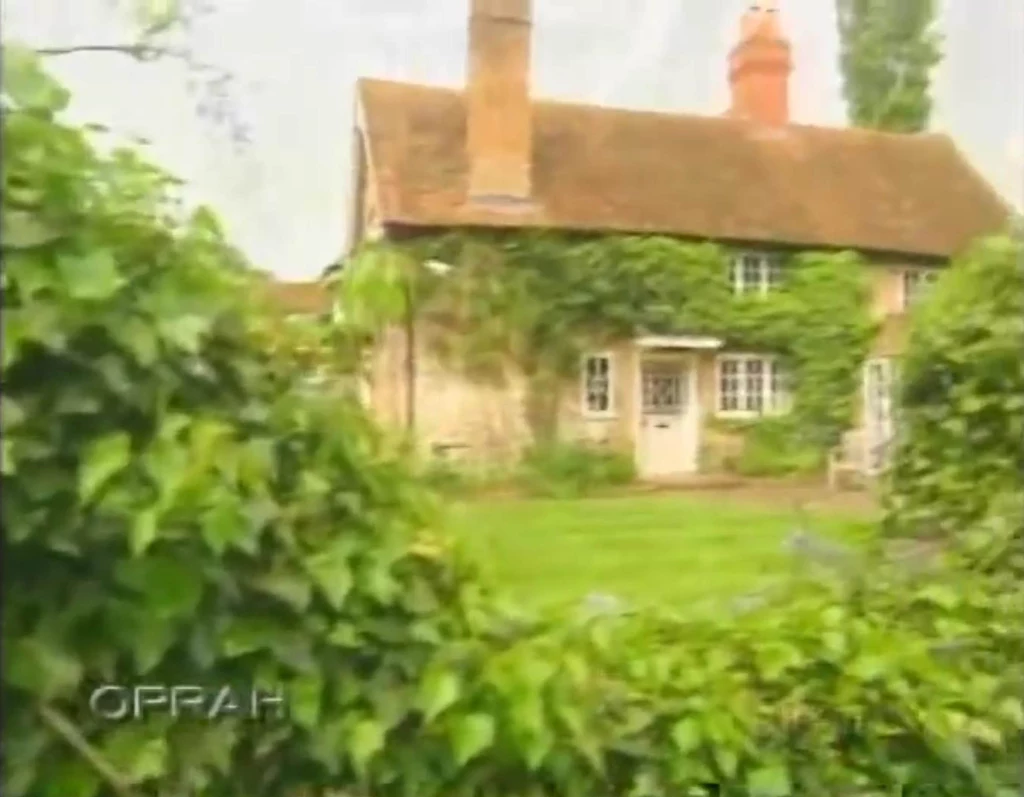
[2,210,62,249]
[40,758,100,797]
[79,433,132,502]
[220,618,281,657]
[670,718,702,753]
[288,674,323,729]
[100,727,168,784]
[6,638,82,700]
[416,669,461,722]
[201,500,252,554]
[303,541,354,609]
[128,614,175,673]
[57,250,124,300]
[114,556,204,619]
[159,313,211,353]
[449,713,495,766]
[747,764,793,797]
[252,566,313,611]
[130,506,159,556]
[347,717,385,777]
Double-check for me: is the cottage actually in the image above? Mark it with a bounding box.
[280,0,1009,480]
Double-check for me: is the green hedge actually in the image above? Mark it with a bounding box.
[4,49,1022,797]
[519,441,637,497]
[883,234,1024,539]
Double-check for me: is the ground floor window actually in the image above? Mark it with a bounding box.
[582,353,614,416]
[716,354,790,416]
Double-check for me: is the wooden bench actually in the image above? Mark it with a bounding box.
[827,429,868,490]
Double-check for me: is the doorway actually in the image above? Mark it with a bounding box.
[637,356,699,478]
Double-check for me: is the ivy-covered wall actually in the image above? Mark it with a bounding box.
[343,231,880,474]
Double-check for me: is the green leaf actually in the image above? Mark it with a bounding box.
[997,698,1024,729]
[114,556,204,618]
[252,566,313,611]
[100,727,168,784]
[201,500,252,554]
[449,713,495,766]
[79,432,132,501]
[2,210,62,249]
[41,758,100,797]
[221,618,281,657]
[747,765,792,797]
[127,614,175,672]
[416,669,461,722]
[348,717,385,776]
[670,718,701,753]
[918,584,958,609]
[715,747,739,777]
[2,44,71,112]
[5,638,83,700]
[130,506,160,555]
[303,541,354,609]
[56,250,124,300]
[158,313,211,353]
[2,438,15,475]
[288,674,323,729]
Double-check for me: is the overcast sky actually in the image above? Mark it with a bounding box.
[4,0,1022,280]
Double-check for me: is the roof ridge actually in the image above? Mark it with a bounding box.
[354,76,956,142]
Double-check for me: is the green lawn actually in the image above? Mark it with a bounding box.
[445,492,876,615]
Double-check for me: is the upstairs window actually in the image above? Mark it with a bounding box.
[581,354,614,416]
[901,268,939,310]
[730,252,783,296]
[717,355,791,416]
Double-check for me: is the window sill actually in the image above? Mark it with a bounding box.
[582,412,619,422]
[715,410,789,420]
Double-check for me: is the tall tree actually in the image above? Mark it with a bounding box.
[836,0,943,133]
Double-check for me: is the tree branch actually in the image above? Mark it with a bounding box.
[34,43,224,76]
[36,44,153,58]
[35,43,196,64]
[37,703,141,797]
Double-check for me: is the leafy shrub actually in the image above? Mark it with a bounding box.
[725,417,824,477]
[419,455,510,496]
[884,234,1024,538]
[4,50,1021,797]
[519,441,637,497]
[1,47,499,797]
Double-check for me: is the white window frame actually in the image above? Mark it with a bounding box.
[715,354,791,418]
[581,353,615,418]
[730,251,784,296]
[900,268,939,311]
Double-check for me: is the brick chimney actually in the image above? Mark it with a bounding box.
[466,0,533,206]
[728,1,793,126]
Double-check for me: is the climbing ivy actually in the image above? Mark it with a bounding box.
[345,231,876,469]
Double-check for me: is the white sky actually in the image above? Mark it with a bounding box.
[4,0,1022,280]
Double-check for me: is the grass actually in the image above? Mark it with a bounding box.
[445,492,877,615]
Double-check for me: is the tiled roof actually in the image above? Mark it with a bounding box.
[358,77,1010,259]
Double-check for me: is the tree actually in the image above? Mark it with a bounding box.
[24,0,249,145]
[835,0,943,132]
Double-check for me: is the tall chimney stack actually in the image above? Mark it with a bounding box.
[728,1,793,126]
[466,0,533,206]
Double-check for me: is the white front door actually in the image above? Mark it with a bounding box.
[863,357,896,475]
[637,357,698,477]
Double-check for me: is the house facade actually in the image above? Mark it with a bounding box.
[280,0,1008,480]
